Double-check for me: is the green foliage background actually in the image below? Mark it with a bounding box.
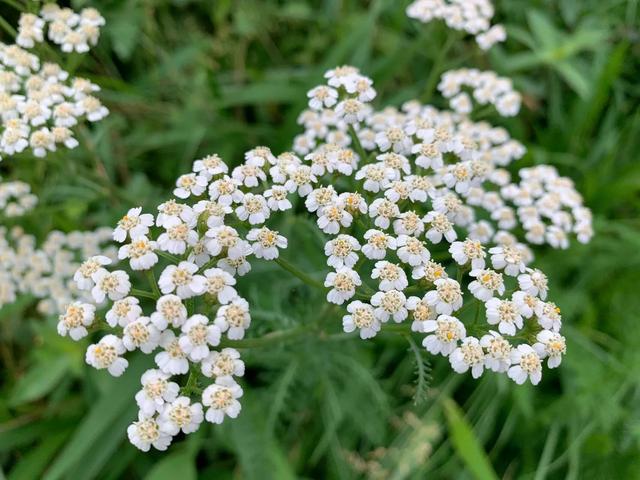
[1,0,640,478]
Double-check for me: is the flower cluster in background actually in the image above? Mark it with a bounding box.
[406,0,506,50]
[17,5,105,53]
[438,69,522,117]
[0,180,37,217]
[0,226,115,315]
[1,9,108,162]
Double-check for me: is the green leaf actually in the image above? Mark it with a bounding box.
[10,356,70,406]
[442,398,499,480]
[144,450,197,480]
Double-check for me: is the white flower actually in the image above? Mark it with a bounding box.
[368,198,399,230]
[205,226,245,258]
[193,200,232,228]
[396,235,430,266]
[324,268,361,305]
[158,262,206,299]
[74,256,112,290]
[324,235,360,268]
[90,269,131,303]
[305,186,337,213]
[450,337,485,378]
[203,268,237,304]
[217,255,252,277]
[406,295,437,332]
[335,98,366,123]
[209,176,245,205]
[151,295,187,330]
[362,229,397,259]
[231,163,266,188]
[159,397,204,435]
[371,289,408,323]
[425,278,463,315]
[179,314,221,362]
[517,269,548,300]
[489,245,526,276]
[113,207,154,242]
[345,75,376,102]
[264,185,292,211]
[533,330,566,368]
[307,85,338,110]
[123,316,161,353]
[106,296,142,328]
[355,163,394,193]
[156,200,195,228]
[468,269,505,301]
[135,369,180,416]
[86,334,128,376]
[201,348,245,379]
[173,173,208,199]
[449,239,486,269]
[480,331,512,373]
[317,202,353,234]
[246,227,287,260]
[157,217,198,255]
[512,291,539,319]
[422,315,466,356]
[235,193,270,225]
[118,236,158,270]
[424,211,457,243]
[508,344,543,385]
[535,301,562,331]
[57,301,95,340]
[155,330,189,375]
[342,301,380,339]
[393,211,425,237]
[485,298,523,336]
[371,261,408,291]
[192,153,228,179]
[215,298,251,340]
[127,414,172,452]
[202,376,243,424]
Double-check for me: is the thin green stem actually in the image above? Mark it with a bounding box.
[156,250,182,264]
[348,124,368,163]
[420,32,459,103]
[145,270,161,299]
[0,15,17,37]
[220,325,310,349]
[274,257,325,290]
[131,288,157,300]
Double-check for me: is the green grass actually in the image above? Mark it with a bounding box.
[1,0,640,478]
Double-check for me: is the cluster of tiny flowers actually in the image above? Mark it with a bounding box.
[0,226,115,314]
[0,180,37,217]
[293,66,583,385]
[17,5,105,53]
[406,0,506,50]
[438,69,522,117]
[60,150,303,450]
[0,12,108,161]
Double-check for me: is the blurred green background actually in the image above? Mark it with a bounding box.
[1,0,640,478]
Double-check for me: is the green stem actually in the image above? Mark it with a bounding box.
[131,288,157,300]
[274,257,325,291]
[156,250,182,264]
[145,270,161,299]
[220,325,311,349]
[420,32,459,103]
[348,124,368,163]
[0,15,17,37]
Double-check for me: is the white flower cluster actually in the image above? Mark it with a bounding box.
[293,66,583,385]
[438,68,522,117]
[0,226,116,315]
[55,65,591,449]
[406,0,506,50]
[17,6,105,53]
[59,151,299,450]
[0,180,37,217]
[0,14,108,161]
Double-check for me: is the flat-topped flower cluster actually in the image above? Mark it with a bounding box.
[0,180,37,217]
[406,0,506,50]
[56,62,591,450]
[1,8,108,162]
[0,226,115,315]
